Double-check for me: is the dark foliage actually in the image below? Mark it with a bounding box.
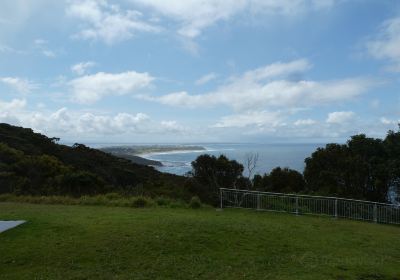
[189,196,202,209]
[253,167,305,193]
[0,123,188,198]
[304,131,400,202]
[189,154,245,204]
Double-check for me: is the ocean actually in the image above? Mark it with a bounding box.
[133,143,325,176]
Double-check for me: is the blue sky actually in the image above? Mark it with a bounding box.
[0,0,399,143]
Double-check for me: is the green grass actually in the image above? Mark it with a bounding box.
[0,203,399,280]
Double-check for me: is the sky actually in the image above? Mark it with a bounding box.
[0,0,399,143]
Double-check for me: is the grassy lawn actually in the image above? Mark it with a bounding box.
[0,203,399,280]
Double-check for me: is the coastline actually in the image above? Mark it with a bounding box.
[99,145,210,168]
[138,148,210,158]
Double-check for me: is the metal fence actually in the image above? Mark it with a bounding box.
[220,188,400,225]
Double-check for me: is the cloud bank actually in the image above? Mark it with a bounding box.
[69,71,154,104]
[146,59,376,111]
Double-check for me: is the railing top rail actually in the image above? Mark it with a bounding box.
[220,188,398,207]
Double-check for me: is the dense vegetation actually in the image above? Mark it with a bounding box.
[304,133,400,202]
[1,123,399,205]
[1,203,399,279]
[0,123,189,199]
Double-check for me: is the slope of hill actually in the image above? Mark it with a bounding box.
[0,123,188,198]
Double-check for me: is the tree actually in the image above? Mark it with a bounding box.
[304,134,395,202]
[244,152,259,184]
[55,171,106,197]
[252,167,305,193]
[383,126,400,202]
[190,154,244,204]
[304,143,350,196]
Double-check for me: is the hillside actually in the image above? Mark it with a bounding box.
[0,203,399,279]
[0,123,188,198]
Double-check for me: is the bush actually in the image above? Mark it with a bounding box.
[189,196,202,209]
[169,200,187,208]
[41,196,77,205]
[155,196,171,206]
[131,196,154,208]
[107,198,131,207]
[0,193,17,202]
[105,193,122,200]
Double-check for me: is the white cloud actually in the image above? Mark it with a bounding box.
[210,109,373,140]
[34,39,46,45]
[71,61,96,75]
[0,96,389,141]
[146,59,375,111]
[76,111,150,134]
[66,0,160,45]
[180,37,200,55]
[238,58,311,80]
[0,98,27,126]
[160,120,187,133]
[0,44,25,54]
[69,71,154,104]
[367,17,400,72]
[34,38,56,57]
[380,117,399,126]
[131,0,336,38]
[0,99,188,138]
[0,77,38,94]
[22,109,151,135]
[42,50,56,57]
[132,0,246,38]
[294,119,316,126]
[0,98,26,111]
[326,111,355,124]
[214,110,284,128]
[195,72,218,85]
[0,45,13,53]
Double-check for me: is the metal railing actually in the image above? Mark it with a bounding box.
[220,188,400,225]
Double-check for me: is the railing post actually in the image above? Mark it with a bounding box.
[373,203,377,223]
[257,193,260,210]
[335,199,338,219]
[295,197,299,215]
[220,188,223,210]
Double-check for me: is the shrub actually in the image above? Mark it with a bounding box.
[111,198,131,207]
[105,193,122,200]
[41,196,77,205]
[169,201,187,208]
[0,193,16,202]
[155,196,171,207]
[131,196,154,208]
[189,196,201,209]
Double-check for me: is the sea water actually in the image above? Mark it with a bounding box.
[138,143,324,176]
